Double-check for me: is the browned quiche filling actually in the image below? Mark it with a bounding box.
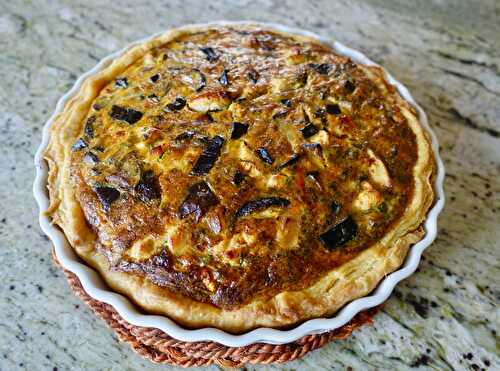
[69,27,418,309]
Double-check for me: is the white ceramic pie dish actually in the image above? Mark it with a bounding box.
[33,21,445,347]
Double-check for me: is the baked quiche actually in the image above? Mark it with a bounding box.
[45,24,435,333]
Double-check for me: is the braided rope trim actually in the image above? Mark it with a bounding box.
[55,254,379,367]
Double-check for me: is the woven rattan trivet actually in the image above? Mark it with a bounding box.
[54,253,379,367]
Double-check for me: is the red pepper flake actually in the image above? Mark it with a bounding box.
[340,115,357,130]
[296,166,305,192]
[144,127,162,142]
[340,116,352,125]
[151,144,166,157]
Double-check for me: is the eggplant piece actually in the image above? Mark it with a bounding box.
[314,108,326,118]
[206,112,214,123]
[281,99,292,107]
[300,124,319,138]
[150,73,160,83]
[135,170,161,202]
[94,186,120,212]
[309,63,332,75]
[200,47,219,62]
[306,170,321,185]
[219,69,229,86]
[182,69,206,92]
[272,110,288,119]
[147,94,160,103]
[109,105,143,125]
[175,131,210,146]
[330,201,341,214]
[344,80,356,94]
[254,35,275,51]
[297,71,308,86]
[175,131,195,141]
[274,153,301,172]
[326,103,341,115]
[233,170,244,185]
[71,138,88,152]
[235,197,290,219]
[83,152,99,164]
[84,116,95,138]
[302,142,322,151]
[165,97,186,111]
[320,216,357,250]
[190,135,225,176]
[255,147,274,165]
[179,181,218,221]
[302,107,311,123]
[247,69,259,84]
[230,122,249,139]
[115,77,128,88]
[306,170,320,179]
[194,70,206,91]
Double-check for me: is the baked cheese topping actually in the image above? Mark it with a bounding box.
[70,27,418,309]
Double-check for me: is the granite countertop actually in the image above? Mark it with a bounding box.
[1,0,498,369]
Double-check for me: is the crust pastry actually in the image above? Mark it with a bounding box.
[45,24,435,333]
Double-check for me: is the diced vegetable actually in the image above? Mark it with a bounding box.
[219,69,229,86]
[191,135,225,176]
[326,103,341,115]
[83,152,99,164]
[233,170,244,185]
[200,47,219,62]
[147,94,160,103]
[306,170,320,180]
[235,197,290,219]
[149,74,160,83]
[94,186,120,211]
[274,153,301,172]
[281,99,292,107]
[247,69,259,84]
[272,110,288,119]
[135,170,161,202]
[109,105,143,124]
[165,97,186,111]
[320,216,357,250]
[84,116,95,138]
[175,131,195,141]
[231,122,249,139]
[344,80,356,93]
[330,201,341,214]
[309,63,332,75]
[314,108,326,118]
[115,77,128,88]
[182,69,206,91]
[300,124,319,138]
[187,91,230,112]
[71,138,88,152]
[255,147,274,164]
[179,181,218,221]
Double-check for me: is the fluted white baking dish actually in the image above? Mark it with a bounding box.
[34,21,445,347]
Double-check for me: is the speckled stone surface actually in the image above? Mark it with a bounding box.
[0,0,499,370]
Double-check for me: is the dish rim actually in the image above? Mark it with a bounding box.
[33,20,445,347]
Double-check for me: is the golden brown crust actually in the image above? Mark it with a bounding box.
[45,24,435,333]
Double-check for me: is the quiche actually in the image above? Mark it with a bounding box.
[45,24,435,333]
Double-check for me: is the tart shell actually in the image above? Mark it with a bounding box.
[43,23,437,334]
